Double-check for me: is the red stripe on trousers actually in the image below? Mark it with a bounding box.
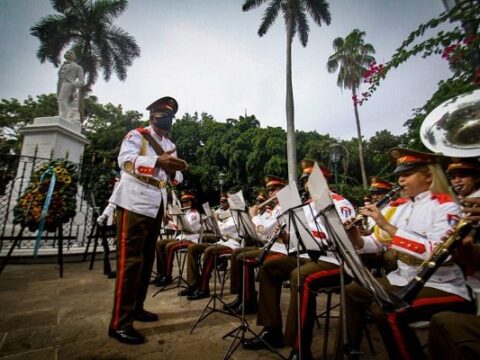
[295,268,340,349]
[388,294,467,360]
[112,210,127,330]
[200,249,231,291]
[165,241,190,276]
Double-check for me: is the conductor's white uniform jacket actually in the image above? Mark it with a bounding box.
[358,191,470,300]
[109,126,183,218]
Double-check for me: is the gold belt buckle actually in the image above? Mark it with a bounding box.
[158,180,166,188]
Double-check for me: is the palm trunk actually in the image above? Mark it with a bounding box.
[352,87,368,189]
[285,9,296,183]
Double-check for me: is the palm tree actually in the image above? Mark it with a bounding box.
[31,0,140,91]
[242,0,331,183]
[327,29,375,189]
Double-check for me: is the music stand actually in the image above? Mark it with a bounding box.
[152,205,195,295]
[189,202,239,334]
[275,181,328,360]
[222,191,287,360]
[307,163,405,355]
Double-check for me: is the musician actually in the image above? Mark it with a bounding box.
[447,157,480,198]
[152,191,201,287]
[225,176,287,315]
[108,96,187,345]
[339,148,474,360]
[428,197,480,360]
[243,161,355,360]
[215,193,232,222]
[179,193,240,300]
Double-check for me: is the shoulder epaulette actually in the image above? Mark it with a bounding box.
[390,197,409,207]
[331,193,345,201]
[136,127,150,135]
[431,193,454,204]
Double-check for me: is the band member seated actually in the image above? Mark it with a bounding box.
[153,191,201,287]
[243,160,355,360]
[224,176,288,315]
[339,148,474,360]
[179,193,241,300]
[447,157,480,198]
[428,197,480,360]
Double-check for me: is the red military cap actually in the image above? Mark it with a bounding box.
[299,159,332,181]
[264,175,287,191]
[146,96,178,115]
[180,190,195,202]
[389,147,440,175]
[446,157,480,173]
[368,176,394,193]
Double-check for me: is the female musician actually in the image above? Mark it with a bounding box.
[339,148,474,360]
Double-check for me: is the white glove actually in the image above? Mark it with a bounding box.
[97,214,108,226]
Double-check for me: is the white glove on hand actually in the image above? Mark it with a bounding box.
[97,214,108,226]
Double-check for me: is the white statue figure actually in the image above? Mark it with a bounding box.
[57,50,84,124]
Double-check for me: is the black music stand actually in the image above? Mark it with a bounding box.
[190,202,239,334]
[307,163,405,356]
[153,206,196,295]
[222,204,287,360]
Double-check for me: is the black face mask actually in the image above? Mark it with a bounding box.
[153,115,173,131]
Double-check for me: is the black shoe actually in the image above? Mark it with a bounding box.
[133,309,158,322]
[187,290,210,300]
[233,301,258,315]
[223,296,241,311]
[243,327,284,350]
[288,349,312,360]
[178,287,196,297]
[155,275,173,287]
[107,271,117,279]
[149,276,161,285]
[108,326,145,345]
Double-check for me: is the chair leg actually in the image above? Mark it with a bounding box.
[323,290,333,360]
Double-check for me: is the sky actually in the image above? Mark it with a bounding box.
[0,0,455,140]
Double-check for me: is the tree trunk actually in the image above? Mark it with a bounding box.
[285,9,297,183]
[352,87,368,189]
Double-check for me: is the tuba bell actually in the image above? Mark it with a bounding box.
[420,89,480,157]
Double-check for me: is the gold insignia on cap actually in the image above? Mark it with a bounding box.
[390,150,400,159]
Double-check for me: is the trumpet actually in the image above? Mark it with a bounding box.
[345,185,401,231]
[257,195,278,209]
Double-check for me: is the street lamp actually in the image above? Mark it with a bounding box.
[329,144,342,191]
[218,172,226,196]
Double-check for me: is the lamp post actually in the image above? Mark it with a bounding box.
[218,172,226,197]
[329,144,342,192]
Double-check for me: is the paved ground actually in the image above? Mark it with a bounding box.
[0,259,389,360]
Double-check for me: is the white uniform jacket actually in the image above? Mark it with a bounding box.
[358,190,470,300]
[174,208,201,243]
[109,126,183,218]
[305,192,356,263]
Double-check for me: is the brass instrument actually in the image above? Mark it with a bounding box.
[345,185,401,231]
[420,89,480,157]
[257,195,278,209]
[396,90,480,305]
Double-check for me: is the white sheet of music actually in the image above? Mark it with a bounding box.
[202,202,213,217]
[227,190,246,211]
[276,181,318,252]
[171,190,182,208]
[307,163,333,211]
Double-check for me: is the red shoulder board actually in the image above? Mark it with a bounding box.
[331,193,345,201]
[390,197,409,207]
[431,193,453,204]
[136,127,150,135]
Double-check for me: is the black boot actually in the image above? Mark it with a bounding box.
[187,289,210,300]
[223,296,241,311]
[108,326,145,345]
[288,349,312,360]
[243,327,284,350]
[178,287,196,296]
[233,301,258,315]
[155,275,173,287]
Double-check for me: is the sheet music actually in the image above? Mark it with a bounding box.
[168,203,183,215]
[276,181,321,253]
[202,202,213,217]
[307,162,402,308]
[172,190,182,208]
[227,190,246,211]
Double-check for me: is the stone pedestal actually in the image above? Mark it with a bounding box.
[19,116,89,164]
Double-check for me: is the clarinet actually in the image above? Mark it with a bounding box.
[345,184,401,230]
[396,216,477,305]
[255,223,287,265]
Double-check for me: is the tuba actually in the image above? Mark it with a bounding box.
[420,89,480,157]
[397,89,480,305]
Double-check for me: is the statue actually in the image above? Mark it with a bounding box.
[57,50,84,125]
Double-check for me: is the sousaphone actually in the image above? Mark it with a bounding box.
[420,89,480,157]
